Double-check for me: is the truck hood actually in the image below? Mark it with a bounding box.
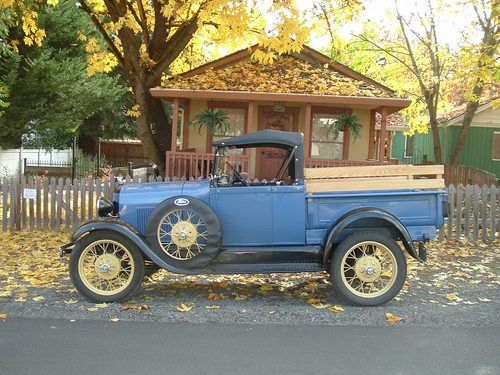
[118,179,210,208]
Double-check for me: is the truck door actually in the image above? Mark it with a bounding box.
[210,186,273,246]
[271,184,306,244]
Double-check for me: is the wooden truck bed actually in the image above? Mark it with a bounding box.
[304,164,445,193]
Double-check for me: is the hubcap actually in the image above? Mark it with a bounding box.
[157,209,208,260]
[340,241,397,298]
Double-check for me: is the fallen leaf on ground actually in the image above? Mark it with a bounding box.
[328,305,345,313]
[94,303,109,308]
[64,299,78,304]
[234,294,248,301]
[110,318,120,322]
[478,298,491,302]
[259,284,274,292]
[0,291,12,297]
[385,312,404,325]
[205,305,221,309]
[446,293,462,302]
[306,297,328,309]
[32,296,44,302]
[176,303,194,312]
[0,313,7,319]
[208,293,226,300]
[121,304,150,311]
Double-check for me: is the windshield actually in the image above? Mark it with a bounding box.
[212,146,294,187]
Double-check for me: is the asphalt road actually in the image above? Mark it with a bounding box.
[1,318,499,375]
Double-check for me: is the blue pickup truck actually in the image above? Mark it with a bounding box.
[62,130,447,306]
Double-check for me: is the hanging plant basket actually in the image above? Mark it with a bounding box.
[190,108,230,135]
[329,113,363,141]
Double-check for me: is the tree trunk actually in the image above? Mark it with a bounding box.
[451,98,481,165]
[133,79,171,174]
[426,97,442,164]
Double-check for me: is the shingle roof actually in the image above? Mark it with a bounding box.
[166,52,397,98]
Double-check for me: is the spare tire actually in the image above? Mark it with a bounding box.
[145,196,222,269]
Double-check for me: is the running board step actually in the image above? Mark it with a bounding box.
[202,262,323,275]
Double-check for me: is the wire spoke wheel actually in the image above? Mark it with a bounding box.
[77,239,135,296]
[331,232,406,306]
[340,241,397,299]
[157,209,209,260]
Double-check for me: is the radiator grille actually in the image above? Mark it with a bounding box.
[136,206,155,234]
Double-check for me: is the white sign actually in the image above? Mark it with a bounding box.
[23,188,37,200]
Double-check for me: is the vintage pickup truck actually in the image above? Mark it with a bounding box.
[61,130,448,306]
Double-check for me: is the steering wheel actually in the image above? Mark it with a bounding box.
[225,162,249,186]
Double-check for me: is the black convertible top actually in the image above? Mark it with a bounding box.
[212,129,303,149]
[212,129,305,183]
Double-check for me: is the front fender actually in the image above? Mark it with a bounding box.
[323,208,421,264]
[69,219,196,274]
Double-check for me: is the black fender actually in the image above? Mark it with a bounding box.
[70,218,198,275]
[323,207,421,264]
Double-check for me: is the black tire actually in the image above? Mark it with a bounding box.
[330,232,407,306]
[69,231,145,303]
[145,196,222,269]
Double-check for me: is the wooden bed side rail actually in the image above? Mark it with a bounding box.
[304,164,445,193]
[304,164,444,180]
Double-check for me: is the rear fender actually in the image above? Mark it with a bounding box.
[70,219,192,274]
[323,208,421,264]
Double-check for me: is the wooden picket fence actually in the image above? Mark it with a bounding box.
[0,177,498,241]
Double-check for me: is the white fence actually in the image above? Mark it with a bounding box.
[0,147,73,178]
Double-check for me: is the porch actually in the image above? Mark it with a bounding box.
[150,45,412,180]
[165,150,386,180]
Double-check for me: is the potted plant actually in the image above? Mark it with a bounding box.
[190,108,230,135]
[329,113,363,141]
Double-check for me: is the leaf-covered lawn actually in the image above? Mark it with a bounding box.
[0,231,498,325]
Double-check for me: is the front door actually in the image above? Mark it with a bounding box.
[256,106,299,180]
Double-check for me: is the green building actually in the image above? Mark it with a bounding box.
[391,100,500,178]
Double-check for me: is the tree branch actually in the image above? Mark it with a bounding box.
[79,0,125,68]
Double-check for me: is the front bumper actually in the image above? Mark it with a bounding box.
[59,242,74,258]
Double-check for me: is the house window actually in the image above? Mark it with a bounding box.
[211,107,246,155]
[493,132,500,160]
[404,135,414,158]
[311,113,344,159]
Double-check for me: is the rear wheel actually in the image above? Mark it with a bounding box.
[330,232,406,306]
[70,231,145,302]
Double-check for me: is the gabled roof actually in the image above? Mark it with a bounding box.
[440,98,498,126]
[164,45,397,98]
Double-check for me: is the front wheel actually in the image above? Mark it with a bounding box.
[69,231,145,302]
[330,232,407,306]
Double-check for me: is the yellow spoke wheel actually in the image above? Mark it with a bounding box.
[331,233,406,306]
[70,231,145,302]
[341,241,397,298]
[157,209,208,260]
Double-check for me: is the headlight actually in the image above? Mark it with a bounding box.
[97,197,116,217]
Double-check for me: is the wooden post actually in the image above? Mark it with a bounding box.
[247,101,255,131]
[368,110,376,160]
[304,103,312,158]
[171,98,180,152]
[378,107,387,161]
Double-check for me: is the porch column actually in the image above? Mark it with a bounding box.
[170,98,180,152]
[368,110,376,159]
[378,107,387,161]
[304,103,312,158]
[247,101,254,132]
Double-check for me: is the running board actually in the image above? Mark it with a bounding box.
[202,262,323,274]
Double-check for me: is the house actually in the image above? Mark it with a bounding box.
[391,99,500,178]
[150,45,412,180]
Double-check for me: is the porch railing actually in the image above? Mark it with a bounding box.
[304,158,387,168]
[165,151,249,180]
